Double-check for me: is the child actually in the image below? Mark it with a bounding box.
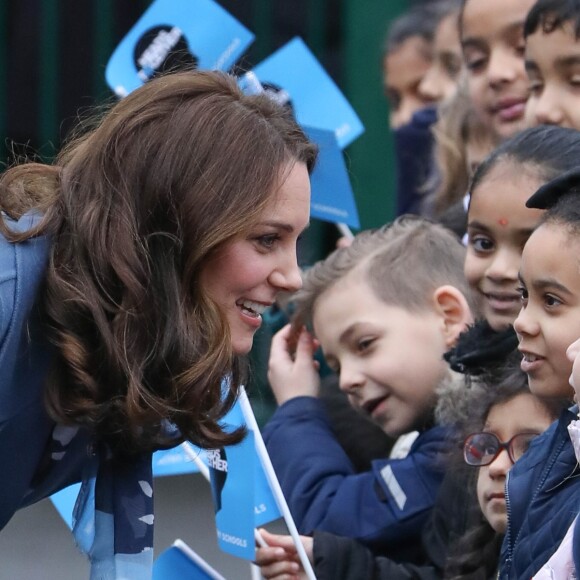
[388,0,463,216]
[256,362,560,580]
[459,0,534,139]
[418,1,463,105]
[531,335,580,578]
[428,83,498,233]
[443,362,562,579]
[498,170,580,578]
[524,0,580,129]
[382,3,443,129]
[264,216,475,561]
[462,124,580,332]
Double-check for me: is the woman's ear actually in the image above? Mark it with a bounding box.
[432,285,474,347]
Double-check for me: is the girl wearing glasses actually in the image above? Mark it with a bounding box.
[443,360,563,579]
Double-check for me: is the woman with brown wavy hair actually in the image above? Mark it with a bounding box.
[0,69,316,577]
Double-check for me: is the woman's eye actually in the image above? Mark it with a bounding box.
[256,234,279,249]
[470,235,494,253]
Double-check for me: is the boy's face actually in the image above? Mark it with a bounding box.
[461,0,533,139]
[476,393,553,534]
[312,274,449,438]
[525,23,580,129]
[514,223,580,400]
[464,162,544,330]
[383,35,434,129]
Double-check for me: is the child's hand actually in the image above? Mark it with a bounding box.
[267,324,320,406]
[254,529,313,580]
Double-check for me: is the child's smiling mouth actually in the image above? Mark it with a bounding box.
[362,396,388,419]
[483,291,521,311]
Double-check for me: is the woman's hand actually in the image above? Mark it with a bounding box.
[255,529,313,580]
[267,324,320,406]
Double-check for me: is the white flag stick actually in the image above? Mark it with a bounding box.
[238,387,317,580]
[181,441,267,579]
[173,539,227,580]
[336,222,354,240]
[250,562,263,580]
[180,442,210,481]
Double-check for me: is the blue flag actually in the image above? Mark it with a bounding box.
[240,37,364,149]
[154,540,226,580]
[152,444,203,477]
[207,392,282,560]
[106,0,254,96]
[306,126,360,228]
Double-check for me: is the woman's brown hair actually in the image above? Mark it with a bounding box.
[0,70,317,454]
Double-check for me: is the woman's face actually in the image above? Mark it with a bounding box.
[200,161,311,355]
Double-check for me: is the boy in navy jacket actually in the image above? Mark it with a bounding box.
[263,216,475,561]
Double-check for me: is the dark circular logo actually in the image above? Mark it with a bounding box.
[133,25,199,82]
[261,81,295,117]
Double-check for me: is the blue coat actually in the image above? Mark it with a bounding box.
[0,214,90,529]
[499,407,580,579]
[263,396,450,558]
[394,106,438,217]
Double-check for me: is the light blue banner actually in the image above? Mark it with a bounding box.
[152,445,202,477]
[106,0,254,96]
[240,37,364,149]
[307,126,360,228]
[208,398,282,560]
[154,541,226,580]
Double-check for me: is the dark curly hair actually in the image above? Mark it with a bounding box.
[0,70,317,455]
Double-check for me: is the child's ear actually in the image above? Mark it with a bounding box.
[432,285,474,348]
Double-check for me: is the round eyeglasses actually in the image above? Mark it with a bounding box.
[463,431,539,467]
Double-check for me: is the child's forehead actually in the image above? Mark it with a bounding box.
[384,35,432,78]
[461,0,530,40]
[521,222,580,277]
[526,20,580,59]
[317,269,372,303]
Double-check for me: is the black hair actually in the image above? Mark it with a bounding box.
[444,515,502,579]
[384,0,462,56]
[437,350,548,432]
[462,353,563,431]
[524,0,580,40]
[541,190,580,234]
[470,125,580,198]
